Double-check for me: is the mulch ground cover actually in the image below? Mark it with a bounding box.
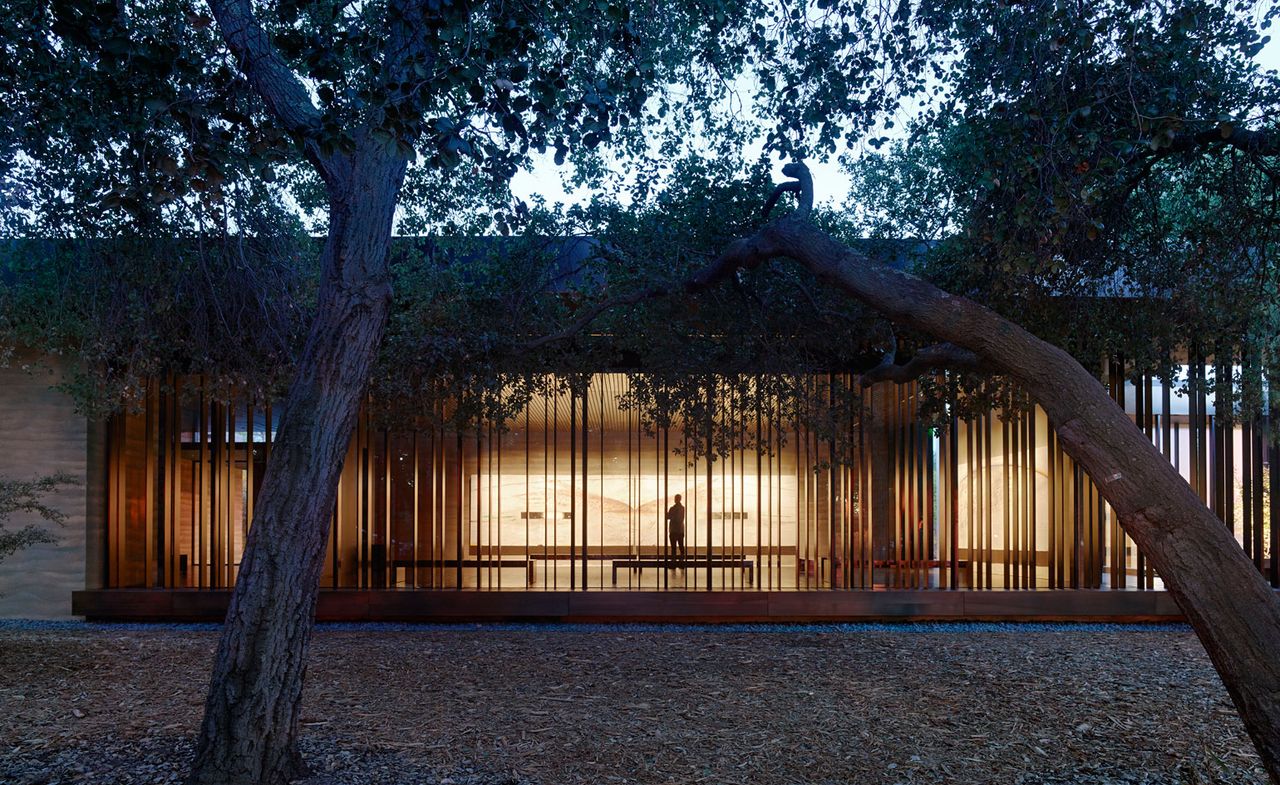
[0,621,1265,784]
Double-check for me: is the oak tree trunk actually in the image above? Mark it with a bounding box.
[187,147,407,785]
[733,216,1280,783]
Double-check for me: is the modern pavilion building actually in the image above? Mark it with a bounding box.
[0,348,1273,621]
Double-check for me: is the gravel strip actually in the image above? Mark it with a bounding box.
[0,622,1264,784]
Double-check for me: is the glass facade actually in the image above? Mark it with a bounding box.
[101,370,1275,593]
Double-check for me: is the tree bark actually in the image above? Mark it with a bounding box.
[717,211,1280,783]
[187,146,407,785]
[189,0,425,779]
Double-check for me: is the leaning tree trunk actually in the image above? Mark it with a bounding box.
[713,211,1280,782]
[187,148,408,785]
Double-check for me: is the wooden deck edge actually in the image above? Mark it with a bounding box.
[69,589,1193,623]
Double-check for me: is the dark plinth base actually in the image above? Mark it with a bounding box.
[70,588,1187,623]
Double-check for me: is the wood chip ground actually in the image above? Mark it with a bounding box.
[0,623,1265,784]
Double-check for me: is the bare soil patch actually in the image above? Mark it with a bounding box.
[0,622,1263,784]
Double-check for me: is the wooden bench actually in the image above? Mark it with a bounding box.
[611,556,754,585]
[811,556,973,586]
[390,558,535,586]
[526,553,645,585]
[872,558,973,587]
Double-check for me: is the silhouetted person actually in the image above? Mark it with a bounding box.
[666,494,687,568]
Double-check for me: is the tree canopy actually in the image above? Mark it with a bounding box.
[3,0,1278,429]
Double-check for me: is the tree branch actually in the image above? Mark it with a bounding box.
[858,341,985,386]
[1145,124,1280,160]
[762,182,799,217]
[523,229,785,351]
[867,330,899,373]
[522,283,665,350]
[782,161,814,219]
[762,161,814,219]
[207,0,336,175]
[1106,123,1280,210]
[381,0,434,130]
[1191,126,1280,156]
[522,164,811,351]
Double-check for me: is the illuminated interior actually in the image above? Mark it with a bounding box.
[102,371,1272,592]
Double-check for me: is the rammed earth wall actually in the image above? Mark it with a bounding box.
[0,357,91,618]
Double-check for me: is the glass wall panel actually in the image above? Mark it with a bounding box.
[101,368,1273,593]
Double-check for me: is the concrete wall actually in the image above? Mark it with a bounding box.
[0,358,90,618]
